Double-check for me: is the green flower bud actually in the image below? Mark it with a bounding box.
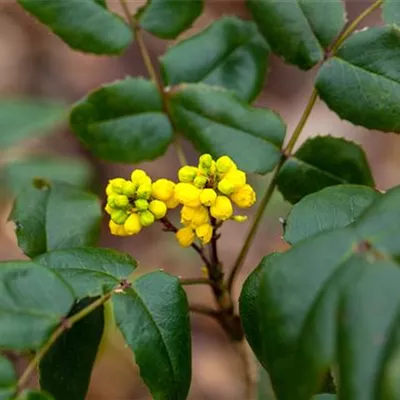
[199,154,213,169]
[178,166,198,183]
[111,209,128,224]
[107,194,118,208]
[139,210,155,227]
[193,175,208,189]
[136,183,152,199]
[135,199,149,211]
[122,181,137,197]
[114,195,129,208]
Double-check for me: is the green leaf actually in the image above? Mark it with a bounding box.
[316,26,400,133]
[137,0,203,39]
[18,390,55,400]
[246,0,346,69]
[0,355,16,400]
[3,156,93,195]
[70,78,173,163]
[168,84,285,174]
[113,271,191,400]
[0,261,74,350]
[277,136,374,204]
[160,16,270,102]
[18,0,132,55]
[383,0,400,26]
[284,185,381,245]
[0,99,65,149]
[35,247,136,298]
[10,181,101,258]
[312,396,336,400]
[40,298,104,400]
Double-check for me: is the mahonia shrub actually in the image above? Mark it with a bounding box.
[2,0,400,399]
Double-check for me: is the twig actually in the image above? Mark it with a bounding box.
[179,277,214,287]
[233,340,257,400]
[189,304,220,318]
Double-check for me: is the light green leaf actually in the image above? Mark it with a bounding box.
[0,355,16,400]
[70,78,173,163]
[18,0,132,55]
[40,298,104,400]
[246,0,346,69]
[168,84,285,174]
[312,396,337,400]
[10,181,101,258]
[284,185,381,245]
[316,26,400,133]
[113,271,191,400]
[0,99,65,149]
[35,247,136,298]
[160,16,270,102]
[383,0,400,25]
[3,156,93,195]
[277,136,374,204]
[0,261,74,350]
[137,0,203,39]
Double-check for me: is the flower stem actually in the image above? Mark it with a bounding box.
[179,277,214,286]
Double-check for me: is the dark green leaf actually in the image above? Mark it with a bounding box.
[70,78,173,163]
[40,298,104,400]
[18,0,132,55]
[0,261,74,350]
[18,390,55,400]
[3,156,93,195]
[284,185,380,244]
[277,136,374,204]
[0,388,14,400]
[137,0,203,39]
[35,247,136,298]
[316,26,400,133]
[246,0,346,69]
[312,396,336,400]
[168,84,285,174]
[383,0,400,26]
[10,181,101,258]
[160,16,269,102]
[0,99,65,149]
[113,271,191,400]
[0,355,16,400]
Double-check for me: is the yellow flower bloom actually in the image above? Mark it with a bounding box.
[181,206,209,228]
[109,220,128,236]
[124,213,142,235]
[231,184,256,208]
[135,199,148,211]
[196,223,213,244]
[178,166,198,183]
[210,195,233,220]
[218,178,235,195]
[216,156,236,174]
[200,188,217,207]
[164,193,180,209]
[149,200,167,219]
[152,179,175,201]
[139,210,155,227]
[111,209,128,225]
[180,206,196,226]
[176,226,195,247]
[131,169,150,185]
[114,194,129,208]
[136,183,152,199]
[224,169,246,190]
[175,183,201,207]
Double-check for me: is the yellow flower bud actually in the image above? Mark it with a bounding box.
[104,204,114,215]
[131,169,150,185]
[216,156,236,173]
[111,209,128,225]
[175,183,201,207]
[232,215,248,222]
[196,223,213,244]
[110,178,126,194]
[176,226,195,247]
[181,206,209,228]
[149,200,167,219]
[218,178,235,195]
[210,195,233,220]
[106,183,114,196]
[136,183,152,199]
[152,179,175,201]
[114,194,129,209]
[164,193,180,209]
[109,220,128,236]
[231,184,256,208]
[124,213,142,235]
[135,199,148,211]
[200,188,217,207]
[193,176,208,189]
[178,166,198,183]
[199,154,213,169]
[122,181,137,197]
[225,169,246,189]
[139,210,155,227]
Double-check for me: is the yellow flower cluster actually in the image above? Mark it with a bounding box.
[105,169,177,236]
[174,154,256,247]
[105,155,256,247]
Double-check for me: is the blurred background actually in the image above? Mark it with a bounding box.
[0,1,397,399]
